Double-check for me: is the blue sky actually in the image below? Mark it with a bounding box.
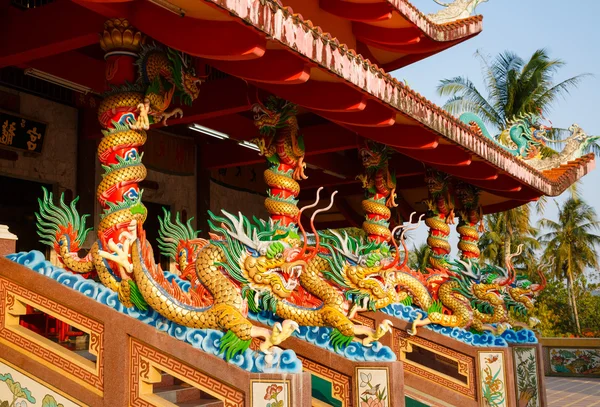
[393,0,600,279]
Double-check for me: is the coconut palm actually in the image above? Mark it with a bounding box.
[479,206,540,272]
[539,198,600,334]
[409,243,432,272]
[438,48,589,264]
[437,48,589,130]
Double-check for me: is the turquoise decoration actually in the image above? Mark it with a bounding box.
[459,112,549,159]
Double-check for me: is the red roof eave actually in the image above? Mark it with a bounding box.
[386,0,483,42]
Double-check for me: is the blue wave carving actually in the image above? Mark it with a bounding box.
[250,310,397,362]
[6,251,302,374]
[381,303,537,347]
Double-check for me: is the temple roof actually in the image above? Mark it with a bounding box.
[2,0,594,217]
[270,0,484,71]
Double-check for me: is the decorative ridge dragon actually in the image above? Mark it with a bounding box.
[428,0,488,24]
[459,111,553,160]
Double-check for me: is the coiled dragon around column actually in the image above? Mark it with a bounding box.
[424,169,454,269]
[252,96,307,228]
[36,20,304,359]
[357,140,398,243]
[37,20,202,309]
[456,182,484,260]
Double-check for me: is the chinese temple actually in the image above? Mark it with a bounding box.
[0,0,596,406]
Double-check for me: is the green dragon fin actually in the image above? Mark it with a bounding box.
[329,329,353,352]
[219,330,251,361]
[128,281,148,311]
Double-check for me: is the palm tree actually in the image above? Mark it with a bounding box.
[438,48,589,130]
[479,207,540,271]
[409,243,432,271]
[438,49,589,264]
[539,198,600,334]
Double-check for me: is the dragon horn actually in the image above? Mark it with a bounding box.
[383,224,403,270]
[455,258,478,279]
[306,191,338,261]
[502,244,523,286]
[536,258,552,291]
[294,187,323,261]
[395,213,424,270]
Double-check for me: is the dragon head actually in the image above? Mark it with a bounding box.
[166,47,203,106]
[508,260,548,311]
[359,140,393,170]
[320,230,396,303]
[455,182,478,209]
[208,211,305,304]
[252,96,297,136]
[424,168,449,196]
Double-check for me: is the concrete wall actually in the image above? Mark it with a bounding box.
[0,86,77,194]
[209,179,268,220]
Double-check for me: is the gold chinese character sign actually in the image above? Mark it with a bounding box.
[0,110,47,154]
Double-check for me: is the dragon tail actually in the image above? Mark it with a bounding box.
[36,187,94,273]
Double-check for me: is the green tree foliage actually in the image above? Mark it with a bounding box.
[438,49,588,267]
[539,198,600,334]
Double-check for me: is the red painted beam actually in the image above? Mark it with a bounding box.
[80,0,266,61]
[435,161,498,181]
[346,124,439,149]
[353,23,421,46]
[302,123,360,154]
[20,51,106,93]
[307,153,362,180]
[261,81,367,112]
[466,174,523,193]
[304,182,361,196]
[208,50,310,84]
[199,120,360,169]
[363,37,454,55]
[320,0,392,22]
[0,1,106,67]
[300,174,359,191]
[395,144,472,166]
[316,100,395,127]
[163,77,252,126]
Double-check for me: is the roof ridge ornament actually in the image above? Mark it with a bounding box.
[428,0,488,24]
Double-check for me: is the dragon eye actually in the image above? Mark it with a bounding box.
[276,252,283,259]
[266,242,285,259]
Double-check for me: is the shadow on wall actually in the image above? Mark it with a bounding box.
[0,175,51,253]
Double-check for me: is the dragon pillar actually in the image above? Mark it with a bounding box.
[36,19,202,307]
[357,140,397,243]
[252,97,306,228]
[455,182,483,261]
[424,169,454,269]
